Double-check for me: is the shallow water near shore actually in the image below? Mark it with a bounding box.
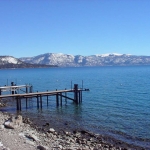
[0,66,150,149]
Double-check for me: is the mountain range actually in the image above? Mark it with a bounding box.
[19,53,150,67]
[1,53,150,69]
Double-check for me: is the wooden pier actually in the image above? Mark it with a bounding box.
[0,82,33,95]
[0,83,89,111]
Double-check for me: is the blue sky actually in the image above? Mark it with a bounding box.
[0,0,150,57]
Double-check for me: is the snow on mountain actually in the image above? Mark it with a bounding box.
[95,53,123,57]
[20,53,75,66]
[0,56,57,69]
[0,56,23,65]
[19,53,150,67]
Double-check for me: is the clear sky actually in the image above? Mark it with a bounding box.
[0,0,150,58]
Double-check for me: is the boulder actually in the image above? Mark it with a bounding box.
[4,115,23,129]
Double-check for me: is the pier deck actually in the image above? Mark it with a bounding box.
[0,88,88,98]
[0,84,89,111]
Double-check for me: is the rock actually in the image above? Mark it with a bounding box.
[49,128,55,133]
[25,140,35,146]
[59,145,63,149]
[0,102,6,107]
[0,141,3,147]
[0,124,4,130]
[23,117,32,124]
[19,132,25,138]
[37,145,47,150]
[25,133,40,141]
[13,115,23,126]
[4,121,14,129]
[4,115,23,129]
[43,123,50,126]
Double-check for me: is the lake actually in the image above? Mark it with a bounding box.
[0,66,150,149]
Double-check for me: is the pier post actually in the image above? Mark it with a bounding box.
[56,93,59,106]
[60,93,62,106]
[0,89,1,95]
[11,82,15,94]
[37,95,39,109]
[40,95,42,109]
[74,84,78,104]
[81,91,82,102]
[47,90,48,106]
[16,96,21,111]
[26,86,28,109]
[79,91,81,103]
[65,88,67,103]
[26,86,28,93]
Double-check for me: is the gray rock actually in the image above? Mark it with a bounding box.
[59,145,63,149]
[25,139,35,146]
[4,121,14,129]
[37,145,47,150]
[4,115,23,129]
[25,133,40,141]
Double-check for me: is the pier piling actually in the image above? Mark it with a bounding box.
[40,95,42,109]
[56,93,59,106]
[37,95,39,109]
[47,90,49,106]
[74,84,78,104]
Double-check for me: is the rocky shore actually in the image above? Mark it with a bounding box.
[0,111,146,150]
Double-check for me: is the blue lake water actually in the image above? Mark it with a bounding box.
[0,66,150,149]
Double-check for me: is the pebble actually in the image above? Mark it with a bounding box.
[0,124,4,130]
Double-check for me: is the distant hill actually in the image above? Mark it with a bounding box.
[0,56,57,69]
[20,53,150,67]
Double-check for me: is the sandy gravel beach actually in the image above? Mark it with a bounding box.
[0,110,146,150]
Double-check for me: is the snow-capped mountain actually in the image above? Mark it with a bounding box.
[0,56,57,68]
[20,53,150,67]
[0,56,23,65]
[20,53,75,67]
